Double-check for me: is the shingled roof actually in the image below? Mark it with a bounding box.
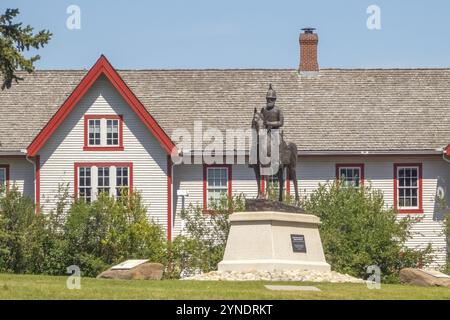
[1,68,450,153]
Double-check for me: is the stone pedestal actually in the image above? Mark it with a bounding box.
[218,211,330,272]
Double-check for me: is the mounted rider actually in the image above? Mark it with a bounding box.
[260,84,289,169]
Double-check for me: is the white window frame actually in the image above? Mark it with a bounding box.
[338,166,362,187]
[88,119,101,146]
[0,167,6,195]
[106,119,119,146]
[206,167,229,206]
[78,167,92,203]
[77,165,131,202]
[396,166,420,210]
[116,167,130,198]
[97,167,110,196]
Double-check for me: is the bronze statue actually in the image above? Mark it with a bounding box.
[251,84,299,202]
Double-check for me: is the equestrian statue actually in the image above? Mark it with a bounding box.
[250,84,299,202]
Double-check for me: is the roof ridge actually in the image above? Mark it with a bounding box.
[26,67,450,72]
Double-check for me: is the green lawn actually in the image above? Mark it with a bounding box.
[0,273,449,300]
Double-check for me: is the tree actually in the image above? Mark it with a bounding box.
[0,8,52,89]
[302,180,433,282]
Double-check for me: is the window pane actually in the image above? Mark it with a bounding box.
[107,119,119,146]
[397,166,419,209]
[206,167,229,207]
[116,166,130,198]
[0,169,4,186]
[339,167,361,188]
[79,167,92,202]
[88,120,101,145]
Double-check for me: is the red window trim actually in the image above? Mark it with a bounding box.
[0,164,10,192]
[261,173,291,196]
[335,163,365,186]
[393,163,423,214]
[83,114,124,151]
[74,162,133,199]
[203,164,232,211]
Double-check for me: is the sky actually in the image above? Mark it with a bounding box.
[1,0,449,70]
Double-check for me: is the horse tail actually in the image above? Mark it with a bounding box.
[288,143,298,165]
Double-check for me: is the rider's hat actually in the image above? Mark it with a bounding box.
[266,84,277,100]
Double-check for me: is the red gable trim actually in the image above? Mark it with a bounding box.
[27,55,175,156]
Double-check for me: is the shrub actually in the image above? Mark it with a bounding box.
[0,185,167,277]
[445,215,450,274]
[167,194,245,278]
[302,180,433,282]
[63,192,167,277]
[0,186,36,273]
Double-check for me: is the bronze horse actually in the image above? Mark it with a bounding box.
[251,108,299,202]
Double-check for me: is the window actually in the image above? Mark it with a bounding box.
[88,119,101,146]
[116,167,129,198]
[84,115,123,151]
[394,164,423,213]
[78,167,92,203]
[203,165,232,209]
[336,164,364,188]
[97,167,110,195]
[75,163,132,202]
[107,119,119,146]
[0,165,9,195]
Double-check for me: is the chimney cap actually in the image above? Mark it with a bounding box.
[301,27,316,34]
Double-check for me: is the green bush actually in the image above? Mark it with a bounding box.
[0,186,36,273]
[0,186,167,277]
[167,194,245,278]
[445,215,450,274]
[63,192,167,277]
[302,180,433,282]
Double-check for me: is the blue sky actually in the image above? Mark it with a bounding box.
[1,0,449,69]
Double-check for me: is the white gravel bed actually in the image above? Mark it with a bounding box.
[181,269,365,283]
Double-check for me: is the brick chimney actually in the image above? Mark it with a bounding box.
[299,28,319,75]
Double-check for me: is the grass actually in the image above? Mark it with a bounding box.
[0,273,449,300]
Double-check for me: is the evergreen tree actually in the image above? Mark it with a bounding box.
[0,8,52,89]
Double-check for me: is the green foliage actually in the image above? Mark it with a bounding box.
[445,215,450,274]
[0,186,167,277]
[0,186,36,273]
[63,192,167,277]
[302,180,433,282]
[0,8,52,89]
[167,194,245,278]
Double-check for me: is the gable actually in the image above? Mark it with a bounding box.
[26,55,175,157]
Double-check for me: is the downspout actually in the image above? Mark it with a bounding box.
[25,152,37,204]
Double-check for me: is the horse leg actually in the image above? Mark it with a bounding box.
[253,165,263,199]
[278,166,284,202]
[289,166,299,202]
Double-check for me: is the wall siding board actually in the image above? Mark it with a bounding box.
[38,76,168,231]
[0,158,34,198]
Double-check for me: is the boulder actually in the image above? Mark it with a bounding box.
[399,268,450,287]
[97,262,164,280]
